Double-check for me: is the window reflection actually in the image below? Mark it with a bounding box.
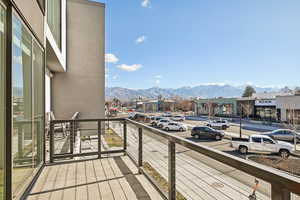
[12,14,34,196]
[47,0,61,48]
[12,14,44,197]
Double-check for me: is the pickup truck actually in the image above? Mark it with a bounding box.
[206,119,230,130]
[231,135,295,158]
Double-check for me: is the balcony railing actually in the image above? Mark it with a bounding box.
[48,117,300,200]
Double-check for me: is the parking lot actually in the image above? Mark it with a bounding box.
[136,113,300,159]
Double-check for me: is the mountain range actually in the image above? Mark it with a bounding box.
[105,85,281,101]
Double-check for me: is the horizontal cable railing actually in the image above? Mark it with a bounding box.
[49,118,127,163]
[125,118,300,200]
[48,117,300,200]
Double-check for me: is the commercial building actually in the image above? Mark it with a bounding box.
[195,98,238,117]
[0,0,105,199]
[276,94,300,124]
[136,99,175,113]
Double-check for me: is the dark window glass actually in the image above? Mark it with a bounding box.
[252,137,261,143]
[263,138,274,144]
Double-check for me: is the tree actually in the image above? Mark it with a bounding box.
[242,86,256,97]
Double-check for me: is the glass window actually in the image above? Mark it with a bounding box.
[12,14,34,196]
[33,41,44,167]
[47,0,61,48]
[11,13,45,197]
[263,138,274,144]
[0,4,5,200]
[252,137,261,143]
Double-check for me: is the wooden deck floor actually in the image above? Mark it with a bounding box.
[26,156,163,200]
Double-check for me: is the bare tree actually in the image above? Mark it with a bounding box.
[240,99,253,119]
[207,100,215,120]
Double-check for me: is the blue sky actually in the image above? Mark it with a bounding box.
[96,0,300,89]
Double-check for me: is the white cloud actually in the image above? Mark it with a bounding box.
[112,75,119,80]
[135,36,147,44]
[155,79,161,84]
[105,53,119,63]
[117,64,142,72]
[155,75,162,79]
[141,0,151,8]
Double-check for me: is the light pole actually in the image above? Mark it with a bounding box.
[240,106,243,138]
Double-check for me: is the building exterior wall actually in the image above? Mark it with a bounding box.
[196,98,238,117]
[12,0,44,44]
[52,0,105,119]
[276,95,300,122]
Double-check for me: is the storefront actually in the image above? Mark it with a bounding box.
[254,99,277,121]
[195,98,238,117]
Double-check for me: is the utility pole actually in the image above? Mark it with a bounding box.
[240,106,243,138]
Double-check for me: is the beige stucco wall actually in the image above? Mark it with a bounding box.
[276,95,300,121]
[13,0,44,44]
[52,0,105,119]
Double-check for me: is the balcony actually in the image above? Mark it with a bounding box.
[24,118,300,200]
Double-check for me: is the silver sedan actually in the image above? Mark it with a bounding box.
[263,129,300,142]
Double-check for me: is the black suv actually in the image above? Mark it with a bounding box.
[191,126,224,140]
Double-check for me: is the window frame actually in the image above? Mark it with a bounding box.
[36,0,45,15]
[10,8,45,199]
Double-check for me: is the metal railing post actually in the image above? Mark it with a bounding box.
[138,127,143,174]
[70,121,74,155]
[168,140,176,200]
[49,122,54,163]
[123,120,127,154]
[272,184,291,200]
[98,120,102,159]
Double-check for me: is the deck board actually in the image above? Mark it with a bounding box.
[27,156,163,200]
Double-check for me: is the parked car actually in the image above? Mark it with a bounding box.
[157,119,173,129]
[128,112,137,119]
[231,135,295,158]
[191,126,224,140]
[262,129,300,143]
[206,119,230,130]
[162,113,173,118]
[163,122,188,132]
[172,115,185,121]
[150,117,163,127]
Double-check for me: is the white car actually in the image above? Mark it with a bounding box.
[206,119,229,130]
[163,122,188,132]
[157,119,172,129]
[172,115,185,121]
[150,117,163,127]
[128,112,137,119]
[231,134,295,158]
[162,113,173,118]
